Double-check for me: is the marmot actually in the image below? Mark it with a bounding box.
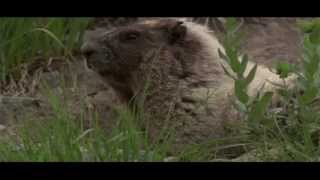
[81,18,295,154]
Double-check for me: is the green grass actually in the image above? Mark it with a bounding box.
[0,89,160,161]
[0,18,91,81]
[0,87,215,161]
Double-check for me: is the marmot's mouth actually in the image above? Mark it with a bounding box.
[103,46,115,60]
[102,42,117,61]
[98,70,112,77]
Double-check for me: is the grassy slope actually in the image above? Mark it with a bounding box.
[1,18,320,161]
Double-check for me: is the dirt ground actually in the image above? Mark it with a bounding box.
[239,18,303,67]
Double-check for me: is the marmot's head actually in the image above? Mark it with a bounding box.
[81,18,188,76]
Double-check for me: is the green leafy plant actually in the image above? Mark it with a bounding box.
[219,18,274,133]
[219,18,320,161]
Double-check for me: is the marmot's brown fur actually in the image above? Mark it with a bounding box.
[81,18,295,154]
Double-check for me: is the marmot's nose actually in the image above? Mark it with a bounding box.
[81,43,96,59]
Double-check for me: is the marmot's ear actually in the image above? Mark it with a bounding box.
[167,21,187,44]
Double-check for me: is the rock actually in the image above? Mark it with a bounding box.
[0,95,53,128]
[231,150,261,162]
[163,156,179,162]
[0,124,6,131]
[231,148,282,162]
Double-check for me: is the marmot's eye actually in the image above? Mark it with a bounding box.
[122,31,140,41]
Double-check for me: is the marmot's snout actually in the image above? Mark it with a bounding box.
[81,42,96,60]
[81,30,121,74]
[81,29,109,60]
